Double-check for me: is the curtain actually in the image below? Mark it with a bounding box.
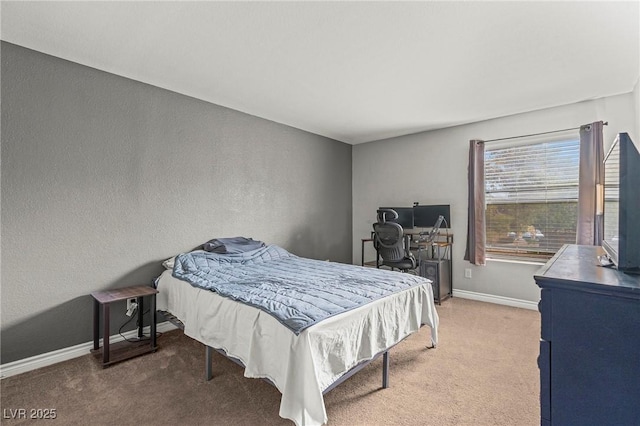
[464,139,486,265]
[576,121,604,245]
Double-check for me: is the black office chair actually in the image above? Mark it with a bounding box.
[373,209,417,273]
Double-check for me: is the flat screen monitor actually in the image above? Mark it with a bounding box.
[414,204,451,228]
[378,207,414,230]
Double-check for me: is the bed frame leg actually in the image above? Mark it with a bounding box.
[205,345,213,381]
[382,351,389,389]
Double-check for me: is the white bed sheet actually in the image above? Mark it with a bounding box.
[156,269,438,426]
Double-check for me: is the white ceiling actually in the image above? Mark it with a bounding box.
[2,1,639,144]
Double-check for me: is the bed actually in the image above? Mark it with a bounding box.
[154,240,439,426]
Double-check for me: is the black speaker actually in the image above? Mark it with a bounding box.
[419,259,451,303]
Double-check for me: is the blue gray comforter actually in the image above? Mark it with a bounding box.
[172,245,429,334]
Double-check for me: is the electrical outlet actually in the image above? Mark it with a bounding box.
[464,268,472,279]
[126,298,138,316]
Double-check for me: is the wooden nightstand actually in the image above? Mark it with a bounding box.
[91,285,158,367]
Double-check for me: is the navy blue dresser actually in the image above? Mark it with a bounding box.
[534,244,640,426]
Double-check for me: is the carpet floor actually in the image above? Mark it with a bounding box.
[1,297,540,425]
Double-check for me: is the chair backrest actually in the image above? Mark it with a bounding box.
[376,208,398,224]
[373,209,406,262]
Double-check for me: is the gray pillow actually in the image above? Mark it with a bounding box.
[202,237,265,254]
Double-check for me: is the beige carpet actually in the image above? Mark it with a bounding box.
[1,298,540,425]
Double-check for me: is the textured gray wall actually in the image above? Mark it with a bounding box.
[1,42,352,363]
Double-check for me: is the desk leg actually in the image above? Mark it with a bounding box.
[93,299,100,351]
[150,294,157,349]
[102,303,110,365]
[361,239,365,266]
[137,296,144,339]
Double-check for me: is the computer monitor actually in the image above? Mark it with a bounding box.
[413,204,451,228]
[378,207,414,230]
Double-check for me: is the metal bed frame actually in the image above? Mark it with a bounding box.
[158,310,432,393]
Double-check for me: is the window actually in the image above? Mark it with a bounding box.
[484,138,580,260]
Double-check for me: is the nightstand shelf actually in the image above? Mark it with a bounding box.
[91,285,158,367]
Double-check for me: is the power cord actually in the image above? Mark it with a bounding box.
[118,308,163,343]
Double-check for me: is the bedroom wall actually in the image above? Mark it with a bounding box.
[1,42,352,364]
[353,92,636,304]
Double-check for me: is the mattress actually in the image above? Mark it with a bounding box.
[156,268,438,426]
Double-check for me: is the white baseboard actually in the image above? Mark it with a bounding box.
[452,289,538,311]
[0,321,178,379]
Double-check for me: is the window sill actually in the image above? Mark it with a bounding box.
[486,257,547,266]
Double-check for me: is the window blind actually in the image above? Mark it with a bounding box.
[484,139,580,258]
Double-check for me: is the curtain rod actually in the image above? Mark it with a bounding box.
[482,121,608,143]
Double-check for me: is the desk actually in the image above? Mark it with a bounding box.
[411,237,453,259]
